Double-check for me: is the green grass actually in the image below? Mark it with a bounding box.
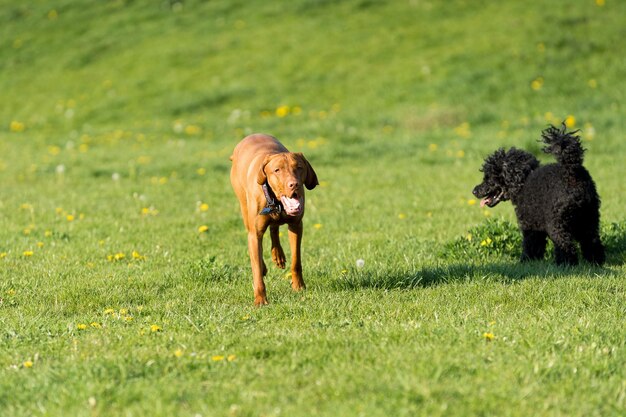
[1,0,625,416]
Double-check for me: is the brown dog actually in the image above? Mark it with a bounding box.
[230,134,318,305]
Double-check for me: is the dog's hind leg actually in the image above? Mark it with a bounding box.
[270,225,286,269]
[550,231,578,266]
[520,230,547,262]
[579,234,605,265]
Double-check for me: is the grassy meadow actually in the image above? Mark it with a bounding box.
[1,0,625,416]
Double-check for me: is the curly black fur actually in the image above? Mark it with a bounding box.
[472,123,605,266]
[541,123,585,165]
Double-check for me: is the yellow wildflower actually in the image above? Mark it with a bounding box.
[483,332,495,341]
[174,349,184,358]
[104,308,115,315]
[137,156,151,165]
[468,199,476,206]
[66,214,75,222]
[227,354,236,362]
[565,115,576,128]
[10,121,25,132]
[398,213,406,219]
[114,252,125,261]
[196,167,206,176]
[275,105,290,117]
[77,324,88,330]
[150,324,162,333]
[23,251,34,257]
[198,225,209,233]
[313,223,322,229]
[199,203,209,212]
[0,253,7,259]
[454,122,471,138]
[480,238,492,247]
[184,125,201,135]
[23,360,33,368]
[530,77,543,91]
[90,322,101,328]
[131,250,145,260]
[211,355,225,361]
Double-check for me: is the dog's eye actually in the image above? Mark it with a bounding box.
[274,168,280,173]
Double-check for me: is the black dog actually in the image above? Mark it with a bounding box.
[473,124,605,266]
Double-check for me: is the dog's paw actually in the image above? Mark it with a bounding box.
[254,295,269,306]
[291,275,306,291]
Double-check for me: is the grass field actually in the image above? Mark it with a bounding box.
[1,0,625,416]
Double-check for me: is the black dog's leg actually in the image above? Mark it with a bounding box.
[550,231,578,266]
[520,230,547,262]
[579,234,605,266]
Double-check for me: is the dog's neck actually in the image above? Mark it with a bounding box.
[259,182,282,215]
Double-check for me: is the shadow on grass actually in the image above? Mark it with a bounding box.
[330,260,619,291]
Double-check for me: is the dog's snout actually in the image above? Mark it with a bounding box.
[288,180,299,190]
[472,186,480,197]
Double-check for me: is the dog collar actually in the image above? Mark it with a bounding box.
[259,182,282,215]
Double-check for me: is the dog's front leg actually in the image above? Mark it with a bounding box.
[287,220,305,291]
[520,230,547,261]
[248,217,270,305]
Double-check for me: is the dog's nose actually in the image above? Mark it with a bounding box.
[288,180,299,190]
[472,186,479,196]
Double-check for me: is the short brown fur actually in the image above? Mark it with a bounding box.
[230,134,318,305]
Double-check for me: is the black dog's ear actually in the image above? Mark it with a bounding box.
[256,155,271,185]
[502,148,540,193]
[296,153,319,190]
[481,148,506,174]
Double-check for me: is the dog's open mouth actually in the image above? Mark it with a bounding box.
[480,191,504,208]
[281,194,302,216]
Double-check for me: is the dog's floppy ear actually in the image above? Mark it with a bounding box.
[256,155,271,185]
[296,153,319,190]
[502,148,540,194]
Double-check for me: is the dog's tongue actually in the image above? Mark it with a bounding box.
[281,196,302,216]
[480,198,488,208]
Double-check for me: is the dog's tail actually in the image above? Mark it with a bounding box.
[541,123,585,166]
